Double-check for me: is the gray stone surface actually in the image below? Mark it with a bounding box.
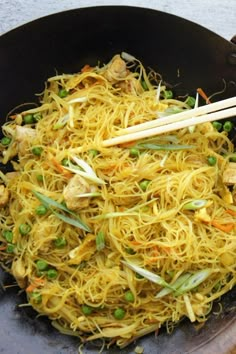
[0,0,235,40]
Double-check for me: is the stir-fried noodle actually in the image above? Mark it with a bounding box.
[0,54,235,347]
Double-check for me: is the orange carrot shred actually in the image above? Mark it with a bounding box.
[0,246,7,251]
[211,220,234,232]
[197,88,211,104]
[225,209,236,217]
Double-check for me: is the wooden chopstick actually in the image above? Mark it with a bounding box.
[102,97,236,147]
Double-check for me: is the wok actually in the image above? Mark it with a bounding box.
[0,6,236,354]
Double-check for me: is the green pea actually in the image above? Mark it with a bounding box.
[129,148,140,158]
[212,121,222,131]
[81,305,93,315]
[58,89,69,98]
[1,136,12,145]
[32,147,43,156]
[54,237,67,248]
[23,114,35,124]
[139,179,150,191]
[2,230,13,243]
[31,291,42,304]
[47,269,58,279]
[125,247,136,255]
[207,156,217,166]
[35,204,48,215]
[185,96,196,108]
[163,90,173,99]
[223,121,233,132]
[61,158,71,167]
[124,290,135,302]
[36,259,48,271]
[113,308,126,320]
[89,149,99,158]
[36,174,44,182]
[19,223,31,235]
[6,243,15,253]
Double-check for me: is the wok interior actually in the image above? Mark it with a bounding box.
[0,6,236,354]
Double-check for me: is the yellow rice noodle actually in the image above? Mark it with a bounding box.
[0,53,235,348]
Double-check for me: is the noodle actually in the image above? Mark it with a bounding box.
[0,53,235,347]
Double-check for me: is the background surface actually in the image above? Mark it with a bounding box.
[0,0,235,40]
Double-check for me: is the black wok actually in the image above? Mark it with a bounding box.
[0,6,236,354]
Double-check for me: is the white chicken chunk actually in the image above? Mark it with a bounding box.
[63,174,95,210]
[103,55,128,83]
[223,162,236,185]
[15,126,36,156]
[0,184,9,207]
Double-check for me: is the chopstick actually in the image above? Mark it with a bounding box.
[102,97,236,147]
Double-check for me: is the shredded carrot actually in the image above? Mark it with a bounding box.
[211,220,234,232]
[0,246,7,251]
[225,209,236,216]
[81,64,93,73]
[26,277,45,292]
[50,157,72,178]
[26,284,37,292]
[130,240,142,246]
[197,88,211,104]
[119,141,137,148]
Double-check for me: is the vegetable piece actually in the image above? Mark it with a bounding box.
[1,136,12,145]
[182,199,208,210]
[23,114,35,124]
[134,143,195,151]
[174,269,213,295]
[33,113,42,121]
[63,156,105,185]
[197,88,210,104]
[163,90,173,99]
[47,269,58,279]
[113,308,126,320]
[185,96,196,108]
[81,305,93,315]
[124,290,135,302]
[141,80,148,91]
[19,223,31,235]
[211,220,234,232]
[36,174,44,182]
[36,259,48,271]
[139,179,150,191]
[54,237,67,248]
[89,149,99,158]
[129,148,140,158]
[58,89,69,98]
[207,156,217,166]
[212,121,222,131]
[2,230,13,243]
[223,121,233,132]
[155,273,192,298]
[35,204,48,215]
[31,291,42,304]
[32,147,43,156]
[122,261,174,290]
[96,231,105,251]
[33,190,91,232]
[6,244,15,253]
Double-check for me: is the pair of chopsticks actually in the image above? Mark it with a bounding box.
[102,96,236,147]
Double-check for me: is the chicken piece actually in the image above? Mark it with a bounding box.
[15,126,36,156]
[103,55,128,83]
[69,234,96,264]
[223,162,236,185]
[12,258,27,288]
[63,174,95,210]
[0,184,9,207]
